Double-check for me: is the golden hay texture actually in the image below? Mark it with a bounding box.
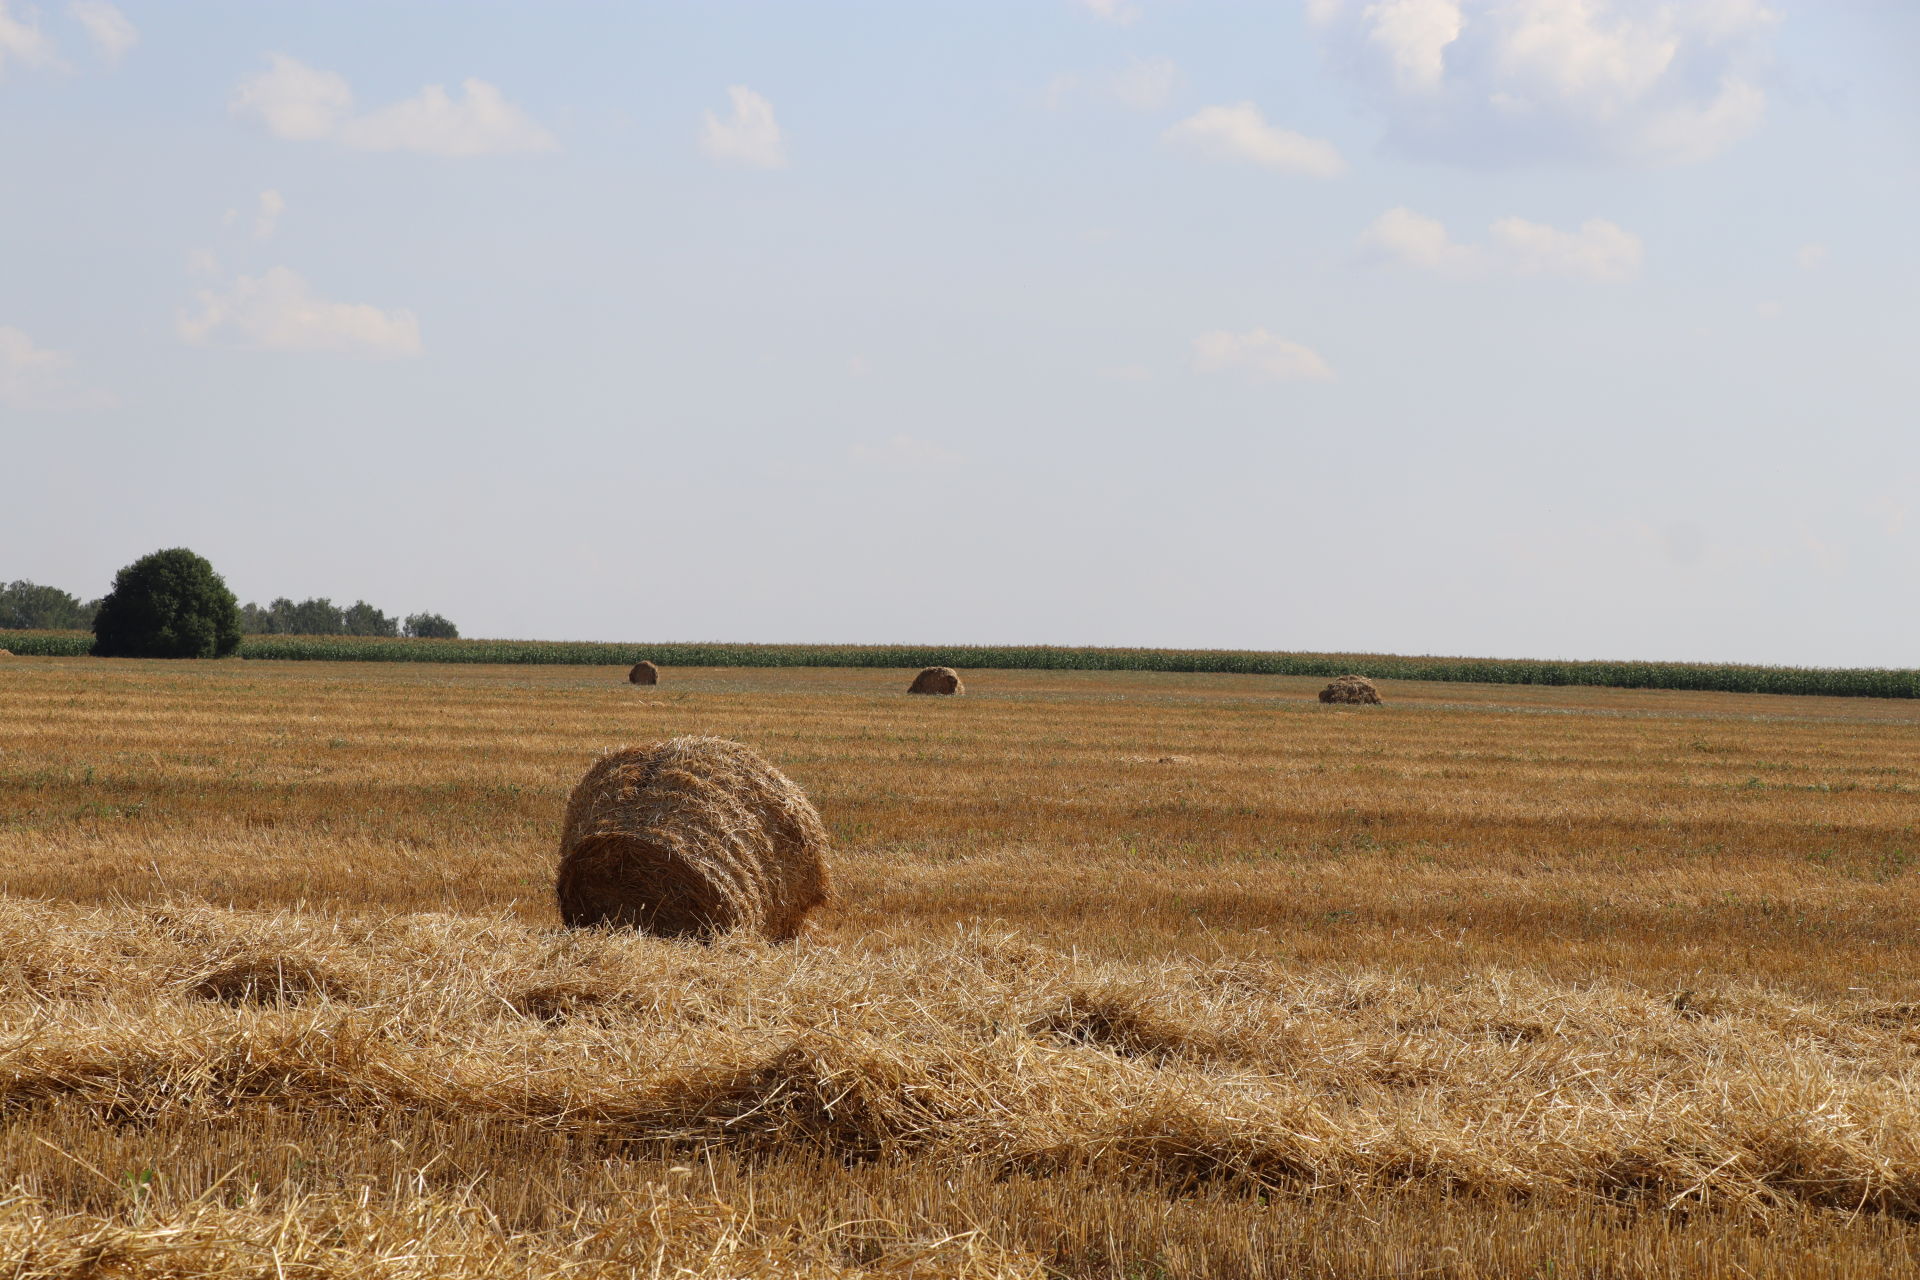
[1319,673,1381,704]
[5,660,1920,1275]
[628,660,659,685]
[908,666,964,695]
[556,736,830,940]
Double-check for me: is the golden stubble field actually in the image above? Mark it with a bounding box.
[2,656,1919,1277]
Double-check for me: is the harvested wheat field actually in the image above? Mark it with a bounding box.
[3,658,1920,1277]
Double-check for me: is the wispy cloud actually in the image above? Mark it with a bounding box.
[1164,103,1345,177]
[0,1,58,77]
[1191,329,1334,383]
[700,86,786,169]
[0,326,116,410]
[178,267,422,358]
[1358,207,1644,281]
[231,55,556,156]
[68,0,134,64]
[253,189,285,241]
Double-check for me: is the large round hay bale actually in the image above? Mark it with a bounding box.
[1318,674,1381,705]
[0,649,11,657]
[556,736,830,941]
[628,660,658,685]
[908,666,963,696]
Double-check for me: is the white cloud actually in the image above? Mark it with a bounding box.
[68,0,133,64]
[1365,0,1463,92]
[849,434,965,470]
[0,327,115,411]
[231,54,352,140]
[230,55,555,156]
[1312,0,1779,165]
[1075,0,1141,24]
[700,85,786,169]
[0,1,58,76]
[1191,329,1334,383]
[1488,214,1642,280]
[1796,242,1828,271]
[253,189,285,241]
[1164,103,1345,177]
[1359,206,1643,281]
[177,267,422,358]
[337,79,557,156]
[1357,206,1484,277]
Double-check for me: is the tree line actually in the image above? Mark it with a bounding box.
[2,569,457,640]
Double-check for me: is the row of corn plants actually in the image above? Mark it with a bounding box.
[6,630,1918,698]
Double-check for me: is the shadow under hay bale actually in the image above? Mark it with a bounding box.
[511,980,616,1024]
[1318,675,1381,705]
[908,667,963,696]
[1035,992,1203,1063]
[628,661,658,685]
[556,736,830,941]
[187,956,345,1007]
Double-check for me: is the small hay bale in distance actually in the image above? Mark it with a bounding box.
[556,736,830,941]
[1319,674,1382,705]
[908,666,964,696]
[628,660,659,685]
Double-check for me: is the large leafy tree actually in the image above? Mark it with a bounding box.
[91,548,242,658]
[0,580,96,630]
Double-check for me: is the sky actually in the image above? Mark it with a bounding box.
[2,0,1916,665]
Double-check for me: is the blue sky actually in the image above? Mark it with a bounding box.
[3,1,1916,663]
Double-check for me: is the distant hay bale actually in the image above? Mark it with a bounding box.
[1319,675,1381,705]
[628,660,659,685]
[908,667,963,696]
[556,736,830,941]
[0,649,11,657]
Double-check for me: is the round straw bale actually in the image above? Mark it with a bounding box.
[556,736,830,941]
[628,660,659,685]
[1318,674,1381,705]
[908,666,963,696]
[0,649,11,657]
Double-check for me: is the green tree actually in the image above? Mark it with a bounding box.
[0,580,96,630]
[91,549,242,659]
[284,598,345,635]
[404,612,459,639]
[342,600,398,637]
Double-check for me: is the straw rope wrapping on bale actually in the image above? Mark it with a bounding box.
[1319,674,1381,705]
[628,660,658,685]
[556,737,830,941]
[908,666,964,695]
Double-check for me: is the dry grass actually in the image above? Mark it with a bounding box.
[2,657,1920,1276]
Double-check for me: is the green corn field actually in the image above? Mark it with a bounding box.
[4,629,1917,698]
